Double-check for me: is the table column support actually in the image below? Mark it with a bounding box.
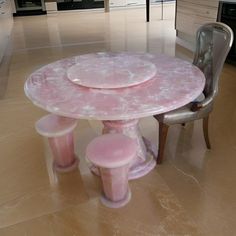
[102,119,157,179]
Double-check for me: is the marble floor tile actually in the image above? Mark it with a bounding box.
[0,4,236,235]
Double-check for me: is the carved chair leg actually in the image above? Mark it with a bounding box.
[157,122,169,164]
[203,115,211,149]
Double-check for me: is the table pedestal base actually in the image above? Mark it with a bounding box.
[90,119,157,180]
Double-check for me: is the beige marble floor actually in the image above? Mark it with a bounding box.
[0,4,236,235]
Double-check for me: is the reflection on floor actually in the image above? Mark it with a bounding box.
[0,4,236,235]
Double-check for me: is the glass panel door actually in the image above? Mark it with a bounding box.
[57,0,104,11]
[15,0,43,11]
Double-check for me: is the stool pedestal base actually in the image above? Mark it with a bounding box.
[53,157,79,173]
[100,188,131,208]
[48,133,79,173]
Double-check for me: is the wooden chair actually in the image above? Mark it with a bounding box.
[154,22,234,164]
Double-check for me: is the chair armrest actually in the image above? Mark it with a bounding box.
[190,91,216,112]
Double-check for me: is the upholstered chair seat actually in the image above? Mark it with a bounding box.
[156,101,213,126]
[156,92,207,125]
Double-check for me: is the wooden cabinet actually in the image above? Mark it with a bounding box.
[0,0,13,98]
[0,0,13,62]
[175,0,219,45]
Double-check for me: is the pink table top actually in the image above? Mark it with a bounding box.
[24,52,205,120]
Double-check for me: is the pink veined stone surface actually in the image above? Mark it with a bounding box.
[35,114,79,172]
[100,166,130,204]
[24,52,206,120]
[102,120,146,163]
[35,114,77,137]
[86,133,137,169]
[86,134,135,207]
[102,119,156,180]
[27,52,206,179]
[67,53,157,89]
[48,133,78,172]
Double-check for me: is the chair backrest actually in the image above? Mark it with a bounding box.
[193,22,234,98]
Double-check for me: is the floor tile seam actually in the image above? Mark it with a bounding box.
[133,172,204,235]
[166,159,205,190]
[152,176,206,235]
[0,182,93,227]
[0,206,72,230]
[50,205,159,235]
[10,34,155,53]
[0,185,52,208]
[10,29,176,54]
[161,161,211,233]
[0,195,96,230]
[0,126,38,142]
[11,40,109,53]
[0,172,97,207]
[0,100,31,105]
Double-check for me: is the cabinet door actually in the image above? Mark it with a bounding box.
[0,0,13,63]
[14,0,43,11]
[177,0,218,20]
[178,0,218,8]
[176,0,218,38]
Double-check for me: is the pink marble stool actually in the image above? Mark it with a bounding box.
[86,133,137,208]
[35,114,79,173]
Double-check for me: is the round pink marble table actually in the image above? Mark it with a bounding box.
[24,52,205,179]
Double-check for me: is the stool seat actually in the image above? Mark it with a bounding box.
[86,133,136,208]
[35,114,77,138]
[35,114,78,173]
[86,133,136,169]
